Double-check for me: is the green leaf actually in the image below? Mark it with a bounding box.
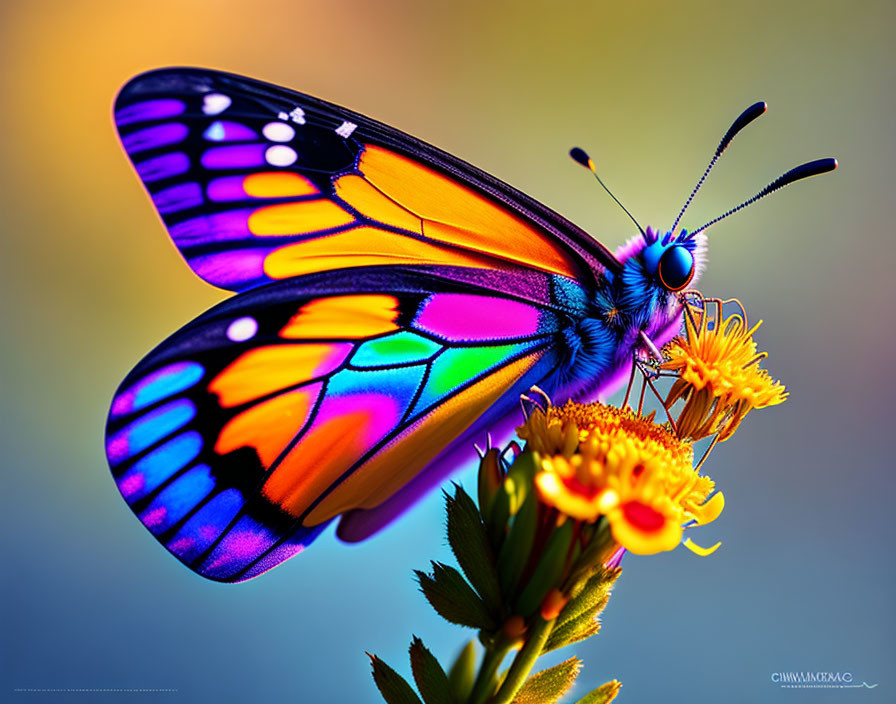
[511,657,582,704]
[445,486,504,619]
[543,612,601,653]
[447,641,477,703]
[545,565,620,652]
[416,562,498,631]
[409,637,453,704]
[369,653,423,704]
[515,518,575,618]
[496,487,538,600]
[487,482,511,550]
[574,680,622,704]
[556,567,620,631]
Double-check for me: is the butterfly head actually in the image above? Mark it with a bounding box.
[640,226,700,292]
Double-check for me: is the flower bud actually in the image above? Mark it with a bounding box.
[540,588,569,621]
[477,448,503,518]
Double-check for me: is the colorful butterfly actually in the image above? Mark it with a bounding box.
[106,68,835,582]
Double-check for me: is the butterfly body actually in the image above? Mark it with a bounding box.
[107,68,710,581]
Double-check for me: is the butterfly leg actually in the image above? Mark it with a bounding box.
[621,359,638,410]
[694,434,721,472]
[635,359,680,437]
[637,369,649,416]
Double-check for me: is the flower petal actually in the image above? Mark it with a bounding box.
[689,491,725,525]
[683,537,722,556]
[609,500,682,555]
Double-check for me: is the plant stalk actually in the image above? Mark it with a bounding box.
[468,639,513,704]
[488,616,556,704]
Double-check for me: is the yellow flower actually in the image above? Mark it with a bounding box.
[518,402,723,555]
[662,298,787,441]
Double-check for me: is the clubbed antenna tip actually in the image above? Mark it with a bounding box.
[691,157,839,234]
[570,147,592,169]
[569,146,645,237]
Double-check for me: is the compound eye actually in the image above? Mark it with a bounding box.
[657,246,695,291]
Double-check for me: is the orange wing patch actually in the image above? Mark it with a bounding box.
[215,385,318,466]
[248,200,354,236]
[244,172,318,198]
[208,344,351,407]
[352,145,583,279]
[279,295,401,339]
[334,175,423,233]
[263,226,498,279]
[261,397,398,517]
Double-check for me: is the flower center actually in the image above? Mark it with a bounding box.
[621,501,666,532]
[560,473,602,499]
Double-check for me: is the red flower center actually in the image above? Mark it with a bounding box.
[560,474,601,499]
[621,501,665,532]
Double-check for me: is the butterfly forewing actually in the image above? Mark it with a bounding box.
[114,67,618,293]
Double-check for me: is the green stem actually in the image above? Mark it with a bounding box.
[468,639,513,704]
[488,616,556,704]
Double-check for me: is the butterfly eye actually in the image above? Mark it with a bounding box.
[657,245,695,291]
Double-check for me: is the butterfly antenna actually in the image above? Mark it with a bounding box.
[570,147,646,239]
[690,158,838,234]
[670,101,768,235]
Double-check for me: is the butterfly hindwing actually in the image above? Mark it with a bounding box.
[105,267,579,581]
[114,67,620,293]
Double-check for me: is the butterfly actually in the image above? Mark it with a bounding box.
[106,67,835,582]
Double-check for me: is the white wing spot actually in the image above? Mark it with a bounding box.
[335,121,357,138]
[202,93,231,115]
[265,145,298,167]
[288,107,306,125]
[203,121,226,141]
[227,317,258,342]
[277,111,289,120]
[262,122,296,142]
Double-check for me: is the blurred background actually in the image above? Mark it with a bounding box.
[2,1,893,701]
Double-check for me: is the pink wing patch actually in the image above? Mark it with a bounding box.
[414,293,542,341]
